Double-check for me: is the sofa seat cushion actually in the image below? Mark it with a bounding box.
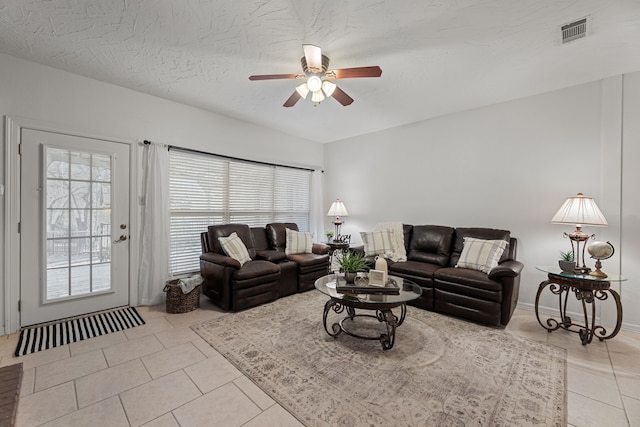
[434,267,502,293]
[232,260,280,289]
[389,260,440,278]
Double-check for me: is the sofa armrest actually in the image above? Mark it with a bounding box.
[256,250,288,263]
[312,243,330,255]
[488,260,524,279]
[200,252,241,269]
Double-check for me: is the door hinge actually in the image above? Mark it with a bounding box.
[18,143,22,156]
[18,300,21,312]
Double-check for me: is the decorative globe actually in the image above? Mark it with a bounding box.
[587,241,614,260]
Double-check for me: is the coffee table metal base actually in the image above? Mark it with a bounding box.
[322,299,407,350]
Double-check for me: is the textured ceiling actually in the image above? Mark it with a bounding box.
[1,1,639,143]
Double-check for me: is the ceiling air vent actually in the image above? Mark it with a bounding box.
[561,18,587,44]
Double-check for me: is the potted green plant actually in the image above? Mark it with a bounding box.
[325,230,334,242]
[558,250,576,273]
[338,251,368,283]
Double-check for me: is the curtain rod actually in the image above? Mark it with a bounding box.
[143,140,315,172]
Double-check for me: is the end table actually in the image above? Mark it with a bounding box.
[535,266,625,345]
[324,241,351,273]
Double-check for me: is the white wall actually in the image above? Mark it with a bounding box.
[621,72,640,331]
[2,50,638,333]
[0,53,323,334]
[324,75,639,331]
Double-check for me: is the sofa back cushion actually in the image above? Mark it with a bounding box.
[408,225,455,267]
[450,228,511,267]
[250,227,270,251]
[402,224,414,254]
[266,222,299,252]
[208,224,257,259]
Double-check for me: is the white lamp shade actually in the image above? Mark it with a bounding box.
[311,90,325,103]
[551,193,608,226]
[327,200,348,217]
[322,80,336,97]
[296,83,310,99]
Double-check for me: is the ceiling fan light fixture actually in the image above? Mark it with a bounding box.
[322,80,336,97]
[296,83,310,99]
[307,75,322,92]
[311,90,325,103]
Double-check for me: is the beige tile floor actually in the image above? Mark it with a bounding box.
[1,295,638,427]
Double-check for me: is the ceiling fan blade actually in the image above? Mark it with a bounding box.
[331,86,354,106]
[249,73,301,81]
[302,44,323,73]
[283,91,302,107]
[329,66,382,79]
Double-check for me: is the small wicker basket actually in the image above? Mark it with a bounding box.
[164,279,200,313]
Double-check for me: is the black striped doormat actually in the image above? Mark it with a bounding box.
[14,307,145,357]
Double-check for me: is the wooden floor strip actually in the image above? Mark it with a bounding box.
[0,363,22,427]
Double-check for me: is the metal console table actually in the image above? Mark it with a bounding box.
[535,266,626,345]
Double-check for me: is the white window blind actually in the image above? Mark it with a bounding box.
[168,149,311,275]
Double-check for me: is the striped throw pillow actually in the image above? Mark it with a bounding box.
[285,228,313,255]
[218,232,251,266]
[456,237,508,274]
[360,230,394,256]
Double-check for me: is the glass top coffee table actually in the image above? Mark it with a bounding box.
[314,274,422,350]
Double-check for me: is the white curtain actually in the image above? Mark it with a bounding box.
[309,170,325,242]
[137,142,169,305]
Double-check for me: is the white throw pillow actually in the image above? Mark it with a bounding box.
[218,232,251,266]
[374,222,407,262]
[456,237,508,274]
[285,228,313,255]
[361,230,394,256]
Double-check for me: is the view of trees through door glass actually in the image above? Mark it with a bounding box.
[45,147,112,301]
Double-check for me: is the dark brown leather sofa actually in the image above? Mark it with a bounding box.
[362,225,523,326]
[200,223,329,311]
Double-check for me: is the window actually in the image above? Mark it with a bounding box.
[168,149,311,275]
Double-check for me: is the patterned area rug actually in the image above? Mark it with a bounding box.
[192,292,566,426]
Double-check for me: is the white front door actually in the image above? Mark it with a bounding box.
[20,129,131,326]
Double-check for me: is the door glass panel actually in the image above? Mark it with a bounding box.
[44,147,113,302]
[70,181,90,208]
[47,180,68,208]
[47,210,69,238]
[92,154,111,181]
[70,152,91,180]
[47,268,69,299]
[47,148,69,179]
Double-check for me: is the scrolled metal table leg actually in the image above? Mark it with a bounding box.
[378,309,397,351]
[592,289,623,341]
[576,289,596,345]
[536,280,564,332]
[323,299,344,337]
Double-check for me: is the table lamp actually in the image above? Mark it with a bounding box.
[551,193,608,273]
[327,199,348,239]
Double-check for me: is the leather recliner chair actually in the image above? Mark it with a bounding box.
[265,223,330,292]
[200,224,280,311]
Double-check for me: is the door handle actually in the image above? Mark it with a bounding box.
[114,235,128,243]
